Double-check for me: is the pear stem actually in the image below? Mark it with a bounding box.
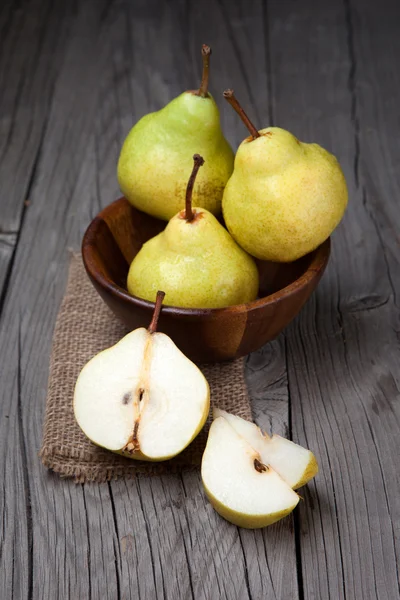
[196,45,212,97]
[148,291,165,334]
[223,89,260,139]
[185,154,205,222]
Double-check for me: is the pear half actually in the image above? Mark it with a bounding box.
[74,292,210,461]
[214,409,318,489]
[201,416,300,528]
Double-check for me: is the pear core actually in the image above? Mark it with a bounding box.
[201,417,300,528]
[213,408,318,489]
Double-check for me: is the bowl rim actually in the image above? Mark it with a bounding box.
[82,197,331,318]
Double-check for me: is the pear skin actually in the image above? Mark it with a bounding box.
[127,155,259,309]
[118,46,234,220]
[128,208,259,308]
[222,91,348,262]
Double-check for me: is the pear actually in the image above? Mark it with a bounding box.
[213,409,318,489]
[117,45,234,220]
[222,90,348,262]
[201,416,300,529]
[127,154,259,309]
[74,291,210,461]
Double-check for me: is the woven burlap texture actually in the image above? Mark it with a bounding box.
[40,253,252,483]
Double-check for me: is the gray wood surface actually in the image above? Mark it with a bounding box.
[0,0,72,233]
[267,1,400,599]
[0,233,16,301]
[0,0,398,599]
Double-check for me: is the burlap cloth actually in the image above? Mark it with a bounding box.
[40,254,252,483]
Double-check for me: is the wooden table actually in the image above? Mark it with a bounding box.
[1,1,399,598]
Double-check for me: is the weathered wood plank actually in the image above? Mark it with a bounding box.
[0,1,299,599]
[0,0,73,233]
[350,0,400,591]
[0,2,120,599]
[0,233,17,300]
[2,1,399,599]
[267,0,400,598]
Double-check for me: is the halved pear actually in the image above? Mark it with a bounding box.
[201,417,299,528]
[74,292,210,461]
[214,408,318,489]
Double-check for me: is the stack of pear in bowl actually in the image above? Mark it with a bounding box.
[77,45,347,528]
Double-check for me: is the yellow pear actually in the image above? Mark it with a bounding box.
[127,155,259,309]
[222,90,348,262]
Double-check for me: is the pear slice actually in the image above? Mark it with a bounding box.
[214,408,318,489]
[201,417,299,528]
[74,292,210,461]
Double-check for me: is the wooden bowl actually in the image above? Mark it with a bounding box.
[82,198,330,363]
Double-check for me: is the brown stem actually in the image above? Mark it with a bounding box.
[185,154,205,222]
[196,44,212,97]
[223,89,260,139]
[124,419,140,453]
[148,290,165,334]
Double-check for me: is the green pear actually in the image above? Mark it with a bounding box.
[222,90,348,262]
[117,46,234,221]
[127,155,259,309]
[74,292,210,461]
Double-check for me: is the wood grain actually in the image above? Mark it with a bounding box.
[0,1,298,598]
[267,0,400,598]
[0,233,17,301]
[0,1,121,598]
[0,0,399,598]
[0,0,72,233]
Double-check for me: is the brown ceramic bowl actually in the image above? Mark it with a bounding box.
[82,197,330,363]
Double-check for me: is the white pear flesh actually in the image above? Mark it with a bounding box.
[74,328,210,461]
[201,417,299,528]
[214,408,318,489]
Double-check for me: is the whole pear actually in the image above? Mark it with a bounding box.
[222,90,348,262]
[127,155,259,309]
[118,46,234,221]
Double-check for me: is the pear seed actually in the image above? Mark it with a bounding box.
[254,458,268,473]
[122,392,131,405]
